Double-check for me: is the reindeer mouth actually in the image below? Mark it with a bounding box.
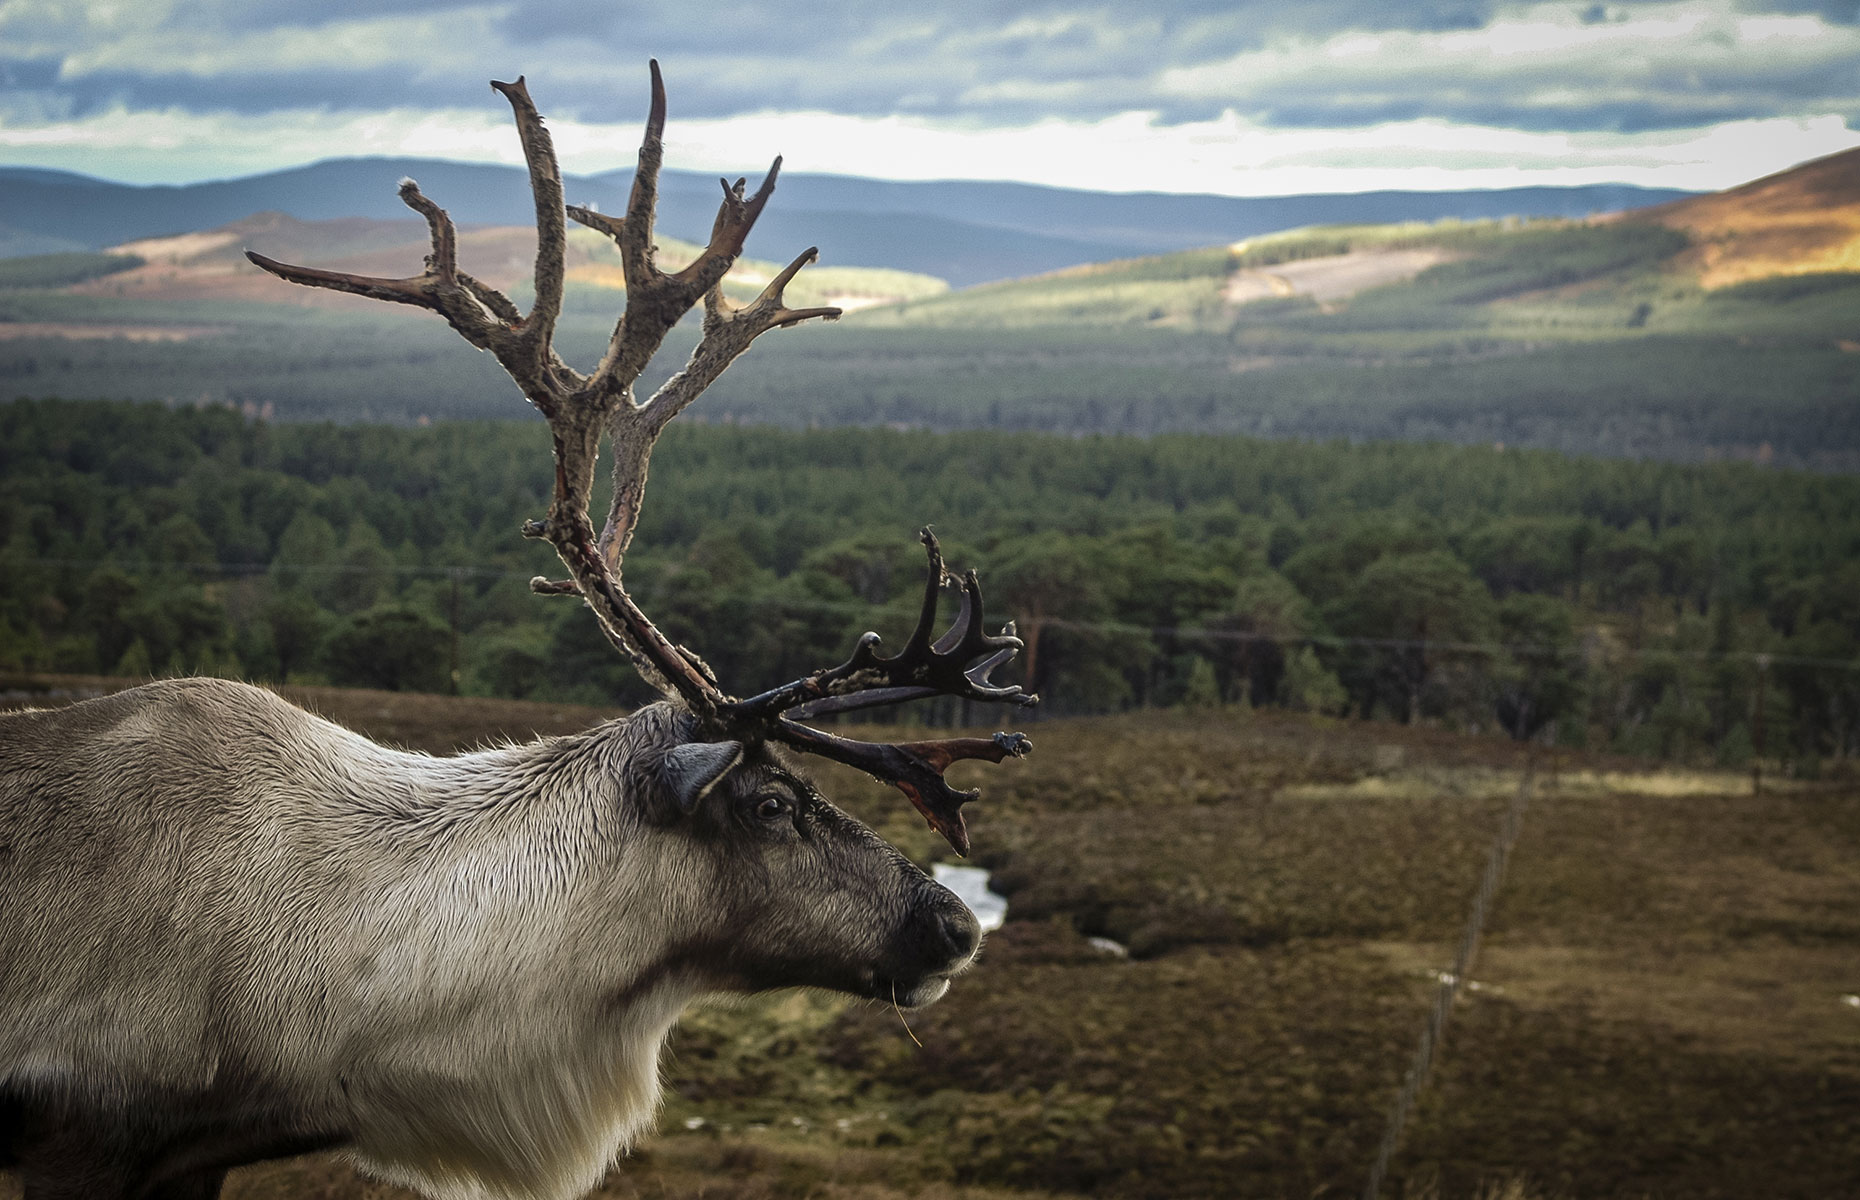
[871,971,954,1010]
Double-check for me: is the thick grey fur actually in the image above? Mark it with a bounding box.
[0,678,980,1200]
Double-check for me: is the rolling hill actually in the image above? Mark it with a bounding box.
[863,146,1860,331]
[62,211,948,314]
[0,149,1852,466]
[1625,145,1860,288]
[0,158,1690,287]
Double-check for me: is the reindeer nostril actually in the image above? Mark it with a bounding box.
[934,903,982,964]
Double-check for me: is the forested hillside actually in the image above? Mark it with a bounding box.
[3,208,1855,466]
[5,399,1857,774]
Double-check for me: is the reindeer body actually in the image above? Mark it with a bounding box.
[2,64,1035,1200]
[0,678,976,1200]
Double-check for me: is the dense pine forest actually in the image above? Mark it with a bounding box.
[5,398,1857,772]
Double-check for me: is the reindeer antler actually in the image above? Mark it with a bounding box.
[245,64,1033,854]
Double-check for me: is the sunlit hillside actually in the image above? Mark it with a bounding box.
[853,143,1860,334]
[0,150,1854,465]
[1626,145,1860,288]
[60,212,949,314]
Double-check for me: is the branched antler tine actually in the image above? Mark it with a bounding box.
[710,177,747,248]
[249,170,514,354]
[736,246,844,330]
[490,76,567,361]
[243,251,428,308]
[701,247,842,339]
[931,576,974,656]
[772,721,1031,855]
[966,643,1019,688]
[566,204,626,244]
[714,162,778,257]
[250,176,459,303]
[607,57,667,299]
[458,272,522,325]
[396,180,458,282]
[249,68,1032,854]
[636,261,839,439]
[626,60,668,243]
[672,158,782,297]
[244,248,505,352]
[952,569,1016,661]
[764,246,815,297]
[591,61,760,398]
[968,622,1035,700]
[737,539,1032,722]
[903,529,949,656]
[926,581,1021,674]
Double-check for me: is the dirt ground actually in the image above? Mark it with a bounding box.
[4,677,1856,1199]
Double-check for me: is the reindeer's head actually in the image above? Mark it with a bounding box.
[247,65,1032,1004]
[628,721,981,1007]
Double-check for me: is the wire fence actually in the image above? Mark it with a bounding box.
[1361,758,1537,1200]
[13,554,1860,673]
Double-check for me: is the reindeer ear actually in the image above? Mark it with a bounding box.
[662,741,744,814]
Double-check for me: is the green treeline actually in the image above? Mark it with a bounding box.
[4,397,1858,771]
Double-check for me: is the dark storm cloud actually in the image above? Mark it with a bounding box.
[1244,45,1860,134]
[33,67,472,122]
[483,1,1512,120]
[2,0,1854,133]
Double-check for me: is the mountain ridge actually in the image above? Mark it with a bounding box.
[0,157,1693,287]
[1625,145,1860,287]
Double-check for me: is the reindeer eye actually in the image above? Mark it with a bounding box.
[754,794,792,822]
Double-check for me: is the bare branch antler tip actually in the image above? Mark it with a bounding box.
[647,60,667,136]
[994,731,1033,756]
[244,250,295,282]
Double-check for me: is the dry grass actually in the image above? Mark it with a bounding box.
[1632,145,1860,288]
[6,678,1858,1199]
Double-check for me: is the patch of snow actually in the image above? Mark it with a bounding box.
[933,863,1007,931]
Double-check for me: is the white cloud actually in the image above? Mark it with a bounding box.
[0,105,520,181]
[1156,0,1860,122]
[4,101,1855,194]
[2,0,1856,194]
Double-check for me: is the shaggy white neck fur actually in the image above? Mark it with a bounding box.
[347,980,694,1200]
[310,729,700,1200]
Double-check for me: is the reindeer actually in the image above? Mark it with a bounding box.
[0,65,1034,1200]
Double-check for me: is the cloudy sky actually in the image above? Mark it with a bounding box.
[2,0,1857,195]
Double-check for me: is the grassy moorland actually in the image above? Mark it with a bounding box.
[3,677,1853,1200]
[1,150,1857,466]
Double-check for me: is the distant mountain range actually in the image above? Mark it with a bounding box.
[0,158,1692,286]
